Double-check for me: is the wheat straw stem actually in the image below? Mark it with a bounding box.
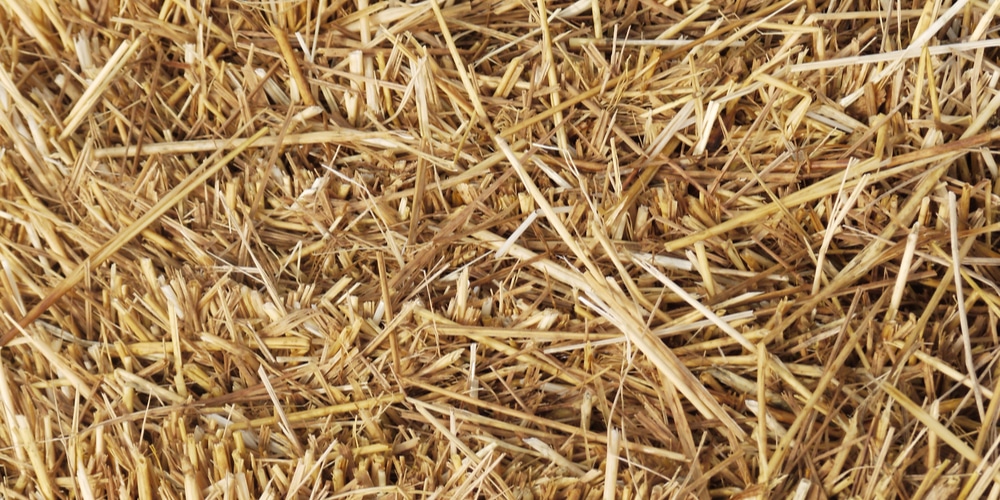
[949,191,984,418]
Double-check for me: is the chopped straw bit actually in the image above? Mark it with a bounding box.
[0,0,999,497]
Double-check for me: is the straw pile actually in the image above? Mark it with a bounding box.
[1,0,1000,497]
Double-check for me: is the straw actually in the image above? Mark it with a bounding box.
[1,0,999,496]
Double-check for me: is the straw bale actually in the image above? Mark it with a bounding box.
[1,0,1000,497]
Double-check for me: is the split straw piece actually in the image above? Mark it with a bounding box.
[60,35,146,141]
[949,191,984,418]
[632,257,756,353]
[0,127,270,348]
[789,38,1000,72]
[93,130,406,159]
[270,25,317,107]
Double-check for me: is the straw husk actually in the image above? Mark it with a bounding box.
[0,0,999,497]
